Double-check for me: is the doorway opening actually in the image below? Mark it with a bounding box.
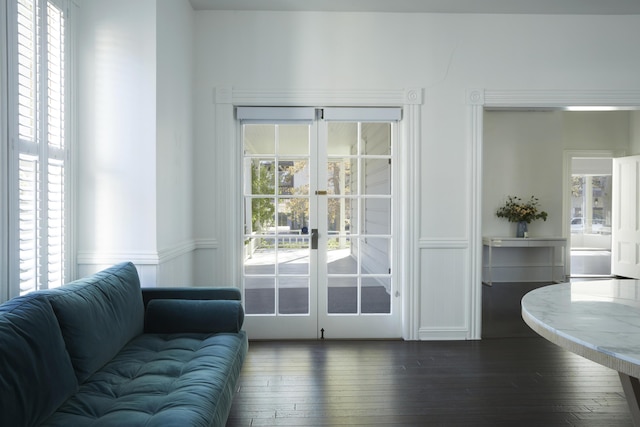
[569,157,613,278]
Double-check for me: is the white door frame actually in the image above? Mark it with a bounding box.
[612,155,640,279]
[468,89,640,339]
[214,87,423,340]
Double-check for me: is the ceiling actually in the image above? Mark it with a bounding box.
[189,0,640,15]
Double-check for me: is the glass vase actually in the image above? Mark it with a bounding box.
[516,221,528,238]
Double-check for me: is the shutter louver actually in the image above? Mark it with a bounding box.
[45,2,65,289]
[47,2,64,150]
[47,158,64,288]
[16,0,38,143]
[18,154,39,294]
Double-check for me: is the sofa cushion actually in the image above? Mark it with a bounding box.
[142,287,242,308]
[42,331,249,427]
[46,262,144,383]
[0,294,78,427]
[145,299,244,334]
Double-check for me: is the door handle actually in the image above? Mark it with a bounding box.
[311,228,318,250]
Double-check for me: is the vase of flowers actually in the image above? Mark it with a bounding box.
[496,196,548,237]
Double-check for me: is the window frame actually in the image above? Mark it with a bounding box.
[3,0,76,300]
[1,0,9,302]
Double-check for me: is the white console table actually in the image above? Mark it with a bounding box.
[482,237,567,286]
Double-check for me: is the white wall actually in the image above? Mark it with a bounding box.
[563,112,631,151]
[74,5,640,337]
[191,11,640,339]
[77,0,198,285]
[632,111,640,155]
[77,0,158,280]
[155,0,196,285]
[483,111,563,238]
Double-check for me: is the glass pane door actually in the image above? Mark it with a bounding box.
[325,122,392,314]
[570,160,613,277]
[241,115,402,339]
[317,121,400,339]
[242,123,318,338]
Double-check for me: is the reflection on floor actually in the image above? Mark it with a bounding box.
[570,249,611,276]
[482,276,615,339]
[482,282,547,338]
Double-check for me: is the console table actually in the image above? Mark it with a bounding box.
[522,280,640,426]
[482,237,567,286]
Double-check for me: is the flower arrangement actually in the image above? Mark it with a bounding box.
[496,196,548,223]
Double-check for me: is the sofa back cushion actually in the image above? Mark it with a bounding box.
[0,294,78,426]
[47,262,144,383]
[145,299,245,333]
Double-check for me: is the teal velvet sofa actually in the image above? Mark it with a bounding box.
[0,262,248,427]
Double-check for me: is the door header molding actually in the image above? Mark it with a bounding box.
[467,89,640,108]
[214,87,423,106]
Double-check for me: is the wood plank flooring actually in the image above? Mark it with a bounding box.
[226,338,632,426]
[482,282,548,338]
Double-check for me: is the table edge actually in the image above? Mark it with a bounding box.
[522,296,640,379]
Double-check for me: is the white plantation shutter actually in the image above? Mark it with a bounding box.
[45,2,66,290]
[47,158,65,288]
[47,2,65,151]
[10,0,68,296]
[18,154,39,293]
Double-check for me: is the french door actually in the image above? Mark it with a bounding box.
[240,107,402,339]
[612,155,640,279]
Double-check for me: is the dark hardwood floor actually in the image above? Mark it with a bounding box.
[481,281,548,338]
[226,338,632,426]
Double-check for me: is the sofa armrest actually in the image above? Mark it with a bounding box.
[141,287,241,308]
[144,299,244,334]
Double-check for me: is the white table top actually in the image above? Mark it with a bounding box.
[522,279,640,379]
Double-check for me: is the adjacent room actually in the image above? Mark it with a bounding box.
[481,109,640,338]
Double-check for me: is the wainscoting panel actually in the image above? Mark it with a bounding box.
[192,239,224,287]
[156,241,196,286]
[418,241,470,340]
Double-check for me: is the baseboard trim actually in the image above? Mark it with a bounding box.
[418,327,470,341]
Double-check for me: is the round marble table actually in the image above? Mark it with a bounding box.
[522,279,640,426]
